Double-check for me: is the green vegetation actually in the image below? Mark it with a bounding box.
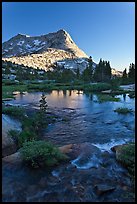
[82,56,93,82]
[128,92,135,98]
[2,79,19,85]
[2,106,25,119]
[7,113,47,148]
[84,83,112,92]
[7,129,21,144]
[18,130,37,148]
[39,93,48,113]
[5,93,49,148]
[128,63,135,84]
[93,58,111,82]
[116,143,135,177]
[116,143,135,192]
[20,140,69,168]
[2,82,116,100]
[121,63,135,85]
[97,94,120,103]
[8,128,37,148]
[114,107,133,114]
[2,84,27,99]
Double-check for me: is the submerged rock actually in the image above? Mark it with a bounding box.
[94,184,116,195]
[71,143,102,169]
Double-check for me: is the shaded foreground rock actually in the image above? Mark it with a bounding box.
[2,133,17,157]
[2,142,135,202]
[2,114,21,157]
[2,152,23,164]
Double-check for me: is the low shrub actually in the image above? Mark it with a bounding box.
[97,94,120,103]
[20,140,69,168]
[2,106,25,119]
[114,107,133,114]
[128,92,135,98]
[2,79,19,85]
[116,143,135,176]
[18,130,37,147]
[84,83,112,92]
[7,129,21,144]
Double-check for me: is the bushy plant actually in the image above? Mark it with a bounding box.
[128,92,135,98]
[7,128,37,148]
[116,143,135,176]
[18,130,37,147]
[7,129,21,144]
[97,94,120,103]
[84,83,111,92]
[2,106,25,119]
[20,140,69,168]
[114,107,133,114]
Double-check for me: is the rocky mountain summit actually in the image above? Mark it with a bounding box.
[2,29,122,75]
[2,29,90,71]
[2,29,88,58]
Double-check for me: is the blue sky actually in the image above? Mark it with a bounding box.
[2,2,135,71]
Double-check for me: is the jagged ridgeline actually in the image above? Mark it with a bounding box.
[2,29,92,72]
[2,29,122,76]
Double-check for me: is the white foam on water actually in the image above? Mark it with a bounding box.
[71,154,101,169]
[92,138,131,152]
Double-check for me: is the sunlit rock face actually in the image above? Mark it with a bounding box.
[2,29,88,58]
[2,29,122,76]
[2,29,90,71]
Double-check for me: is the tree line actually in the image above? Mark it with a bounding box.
[2,58,135,84]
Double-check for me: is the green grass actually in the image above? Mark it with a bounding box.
[20,140,69,168]
[2,106,25,119]
[97,94,120,103]
[116,143,135,176]
[2,82,121,100]
[2,84,28,99]
[114,107,133,114]
[83,83,112,92]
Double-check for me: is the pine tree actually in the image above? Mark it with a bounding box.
[82,56,93,82]
[122,68,128,84]
[128,63,135,83]
[39,93,48,113]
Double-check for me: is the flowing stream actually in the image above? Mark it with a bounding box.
[2,90,135,202]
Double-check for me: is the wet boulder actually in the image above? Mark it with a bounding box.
[71,143,102,169]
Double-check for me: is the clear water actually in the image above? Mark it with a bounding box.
[2,90,135,202]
